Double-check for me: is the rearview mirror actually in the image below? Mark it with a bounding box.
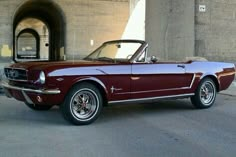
[151,56,158,63]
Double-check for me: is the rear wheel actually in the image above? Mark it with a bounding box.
[61,83,103,125]
[25,103,53,111]
[191,78,217,109]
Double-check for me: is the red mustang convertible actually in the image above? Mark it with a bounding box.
[1,40,235,125]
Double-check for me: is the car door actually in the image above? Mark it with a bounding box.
[103,64,132,102]
[131,62,194,99]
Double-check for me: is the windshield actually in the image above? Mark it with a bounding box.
[84,41,142,62]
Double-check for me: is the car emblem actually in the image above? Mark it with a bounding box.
[9,70,19,78]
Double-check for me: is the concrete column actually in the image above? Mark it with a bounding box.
[129,0,140,14]
[146,0,195,61]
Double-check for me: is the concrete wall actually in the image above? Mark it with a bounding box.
[63,0,129,59]
[0,0,129,61]
[195,0,236,62]
[0,0,15,61]
[146,0,195,61]
[129,0,140,14]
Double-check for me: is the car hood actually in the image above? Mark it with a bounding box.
[7,60,113,72]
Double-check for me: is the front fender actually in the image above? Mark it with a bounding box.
[73,76,109,95]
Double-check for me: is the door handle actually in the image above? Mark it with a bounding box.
[177,65,185,68]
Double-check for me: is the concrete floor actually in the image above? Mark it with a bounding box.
[0,94,235,157]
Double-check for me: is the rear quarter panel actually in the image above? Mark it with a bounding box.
[185,61,235,92]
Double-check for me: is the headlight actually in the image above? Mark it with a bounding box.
[39,71,46,84]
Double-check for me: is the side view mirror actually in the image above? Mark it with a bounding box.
[151,56,158,63]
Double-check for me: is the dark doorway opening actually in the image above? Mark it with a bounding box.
[13,0,65,62]
[17,28,40,59]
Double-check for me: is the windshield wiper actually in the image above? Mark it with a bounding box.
[97,57,114,62]
[83,57,93,61]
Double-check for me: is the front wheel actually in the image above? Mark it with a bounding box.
[191,78,217,109]
[61,83,103,125]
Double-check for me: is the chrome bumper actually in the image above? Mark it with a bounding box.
[0,81,61,104]
[1,81,61,95]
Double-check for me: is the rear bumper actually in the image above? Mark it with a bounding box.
[1,81,61,105]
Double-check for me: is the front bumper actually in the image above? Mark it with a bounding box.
[1,81,61,104]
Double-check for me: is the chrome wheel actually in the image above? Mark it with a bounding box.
[200,81,215,106]
[61,83,103,125]
[191,78,217,109]
[70,88,99,121]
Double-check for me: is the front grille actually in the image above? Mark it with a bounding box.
[9,81,38,89]
[4,68,28,81]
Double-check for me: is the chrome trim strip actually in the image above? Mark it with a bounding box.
[22,91,34,104]
[5,67,27,71]
[189,74,195,88]
[8,78,28,82]
[116,87,190,95]
[109,93,194,104]
[116,74,196,95]
[130,42,148,63]
[1,81,61,95]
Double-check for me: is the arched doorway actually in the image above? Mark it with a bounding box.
[13,0,65,62]
[16,28,40,59]
[15,18,49,61]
